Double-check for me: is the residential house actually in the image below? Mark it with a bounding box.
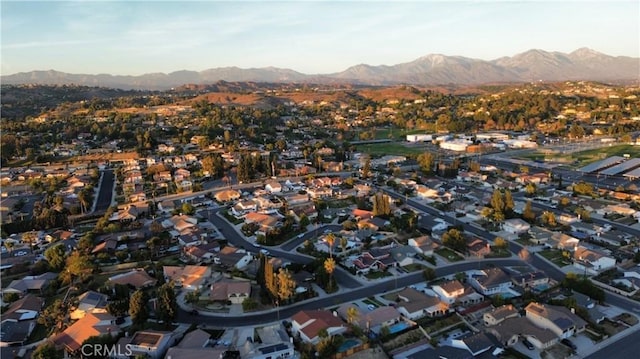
[511,271,550,291]
[549,232,579,250]
[265,180,282,193]
[154,171,172,183]
[177,227,207,247]
[239,324,296,359]
[525,302,586,339]
[390,246,418,267]
[450,332,498,357]
[528,226,554,245]
[394,288,449,320]
[108,269,157,289]
[468,268,514,296]
[432,280,465,305]
[352,247,396,275]
[183,244,217,264]
[52,313,120,354]
[163,265,211,290]
[0,295,43,346]
[573,246,616,275]
[487,316,558,350]
[209,280,251,304]
[214,189,241,203]
[110,205,139,223]
[244,212,280,236]
[502,219,531,235]
[174,168,191,182]
[3,272,57,296]
[408,235,440,256]
[232,200,258,217]
[216,246,253,270]
[307,187,333,199]
[70,291,108,319]
[45,229,75,243]
[483,304,519,326]
[289,205,318,223]
[115,330,174,359]
[336,304,402,334]
[466,237,491,258]
[291,310,347,344]
[165,329,226,359]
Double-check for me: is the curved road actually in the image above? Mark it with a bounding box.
[181,184,640,333]
[178,258,526,326]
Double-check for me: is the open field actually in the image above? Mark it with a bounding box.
[356,142,426,157]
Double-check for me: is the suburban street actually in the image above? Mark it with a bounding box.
[94,169,115,212]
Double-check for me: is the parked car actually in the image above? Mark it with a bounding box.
[15,251,28,257]
[561,338,577,352]
[367,304,376,311]
[260,249,270,256]
[522,338,535,350]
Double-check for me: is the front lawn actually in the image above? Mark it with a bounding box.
[365,271,393,280]
[486,248,511,258]
[538,249,572,267]
[402,263,426,272]
[435,248,464,262]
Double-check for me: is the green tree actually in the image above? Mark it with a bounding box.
[523,200,536,222]
[156,282,178,326]
[442,228,466,253]
[504,189,514,214]
[32,342,63,359]
[129,290,149,325]
[494,237,508,250]
[525,183,537,196]
[540,211,557,227]
[277,268,296,304]
[324,258,336,292]
[361,156,371,179]
[44,244,67,271]
[242,297,258,311]
[491,189,504,213]
[417,152,435,174]
[38,299,66,330]
[61,251,95,284]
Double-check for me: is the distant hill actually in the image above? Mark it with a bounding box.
[2,48,638,90]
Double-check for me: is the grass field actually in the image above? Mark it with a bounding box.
[356,142,426,157]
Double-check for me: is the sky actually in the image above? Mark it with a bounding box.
[1,0,639,76]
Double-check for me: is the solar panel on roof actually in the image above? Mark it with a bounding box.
[578,156,626,173]
[624,167,640,178]
[600,158,640,175]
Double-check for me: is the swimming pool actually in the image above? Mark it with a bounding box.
[389,322,410,334]
[338,339,361,353]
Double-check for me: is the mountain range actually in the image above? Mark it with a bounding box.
[2,48,638,90]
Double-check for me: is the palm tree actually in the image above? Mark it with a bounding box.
[340,237,348,254]
[325,233,336,258]
[324,257,336,292]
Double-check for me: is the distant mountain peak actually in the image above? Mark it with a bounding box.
[2,48,638,90]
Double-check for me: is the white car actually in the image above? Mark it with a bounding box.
[15,251,28,256]
[260,249,270,256]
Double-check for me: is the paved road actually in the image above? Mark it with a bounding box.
[94,169,115,211]
[177,258,526,327]
[585,329,640,359]
[205,209,362,289]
